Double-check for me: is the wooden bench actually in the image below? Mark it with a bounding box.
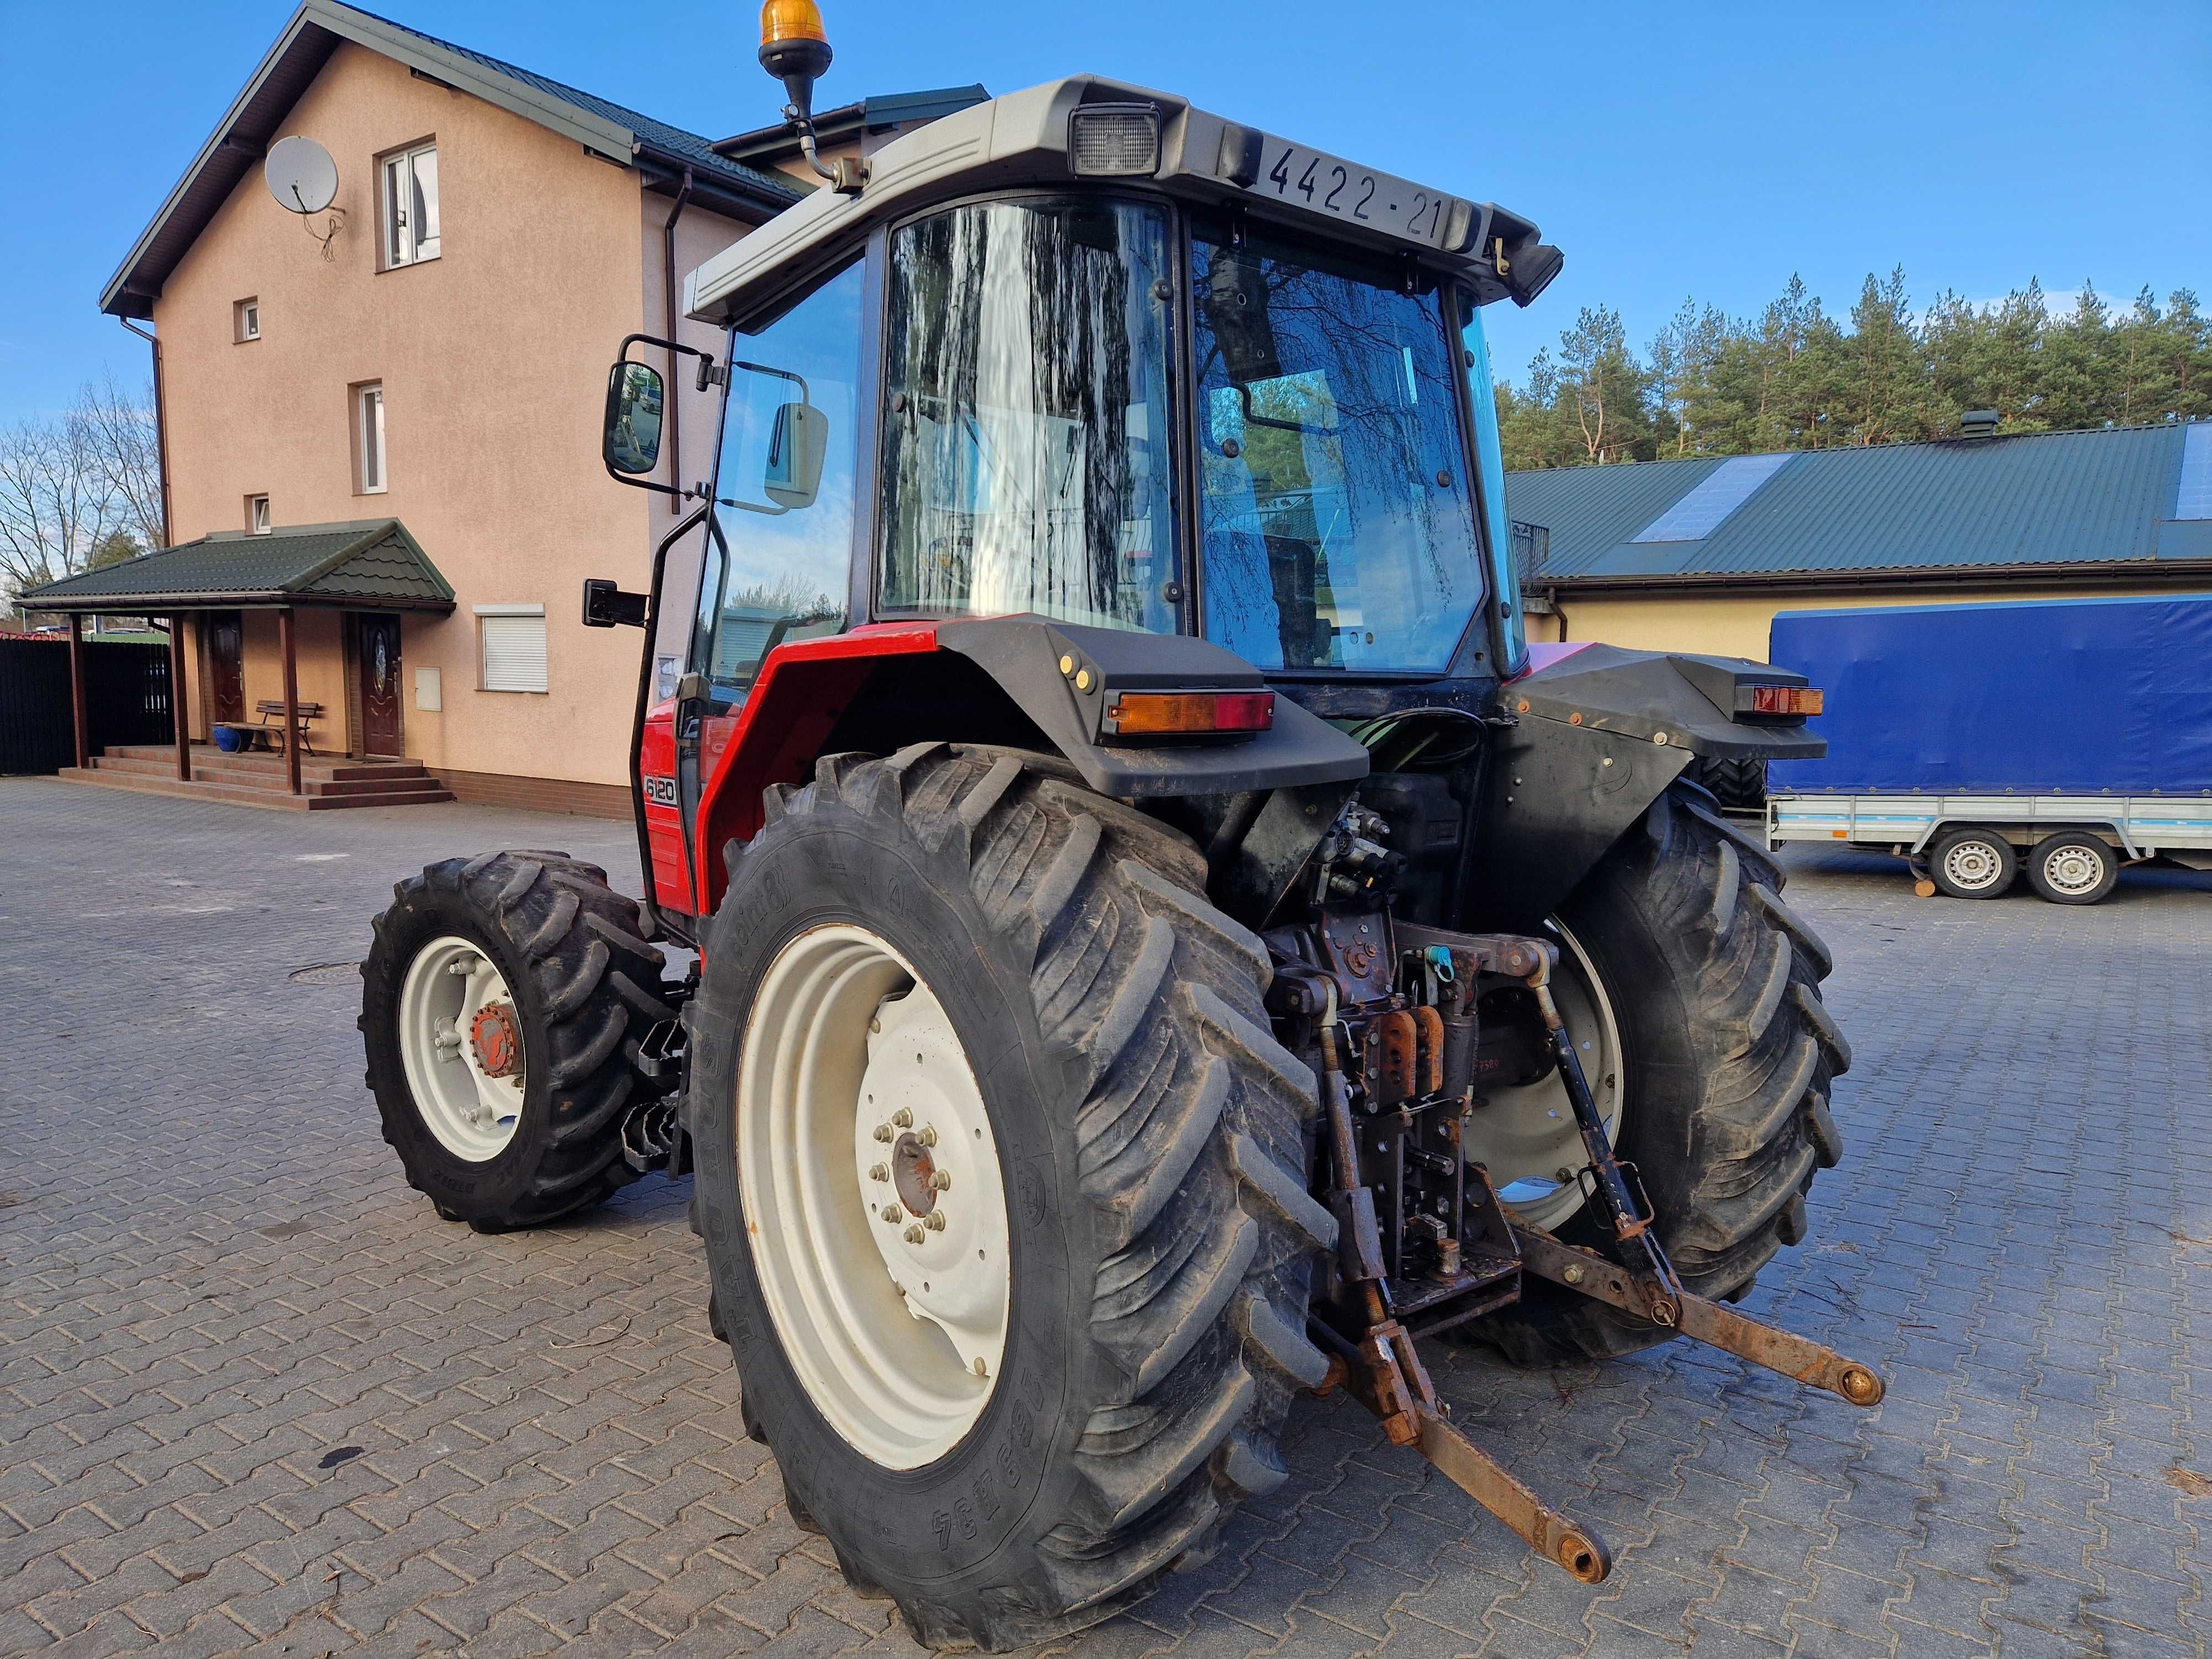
[214,700,325,756]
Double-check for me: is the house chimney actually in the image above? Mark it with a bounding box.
[1960,409,1999,440]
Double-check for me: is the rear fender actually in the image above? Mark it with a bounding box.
[1465,643,1825,928]
[689,615,1367,913]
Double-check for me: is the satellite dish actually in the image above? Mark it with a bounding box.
[265,136,339,216]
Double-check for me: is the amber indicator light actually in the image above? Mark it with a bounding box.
[1107,691,1276,735]
[1749,684,1824,717]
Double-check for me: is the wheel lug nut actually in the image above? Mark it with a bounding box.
[925,1212,946,1232]
[891,1108,912,1128]
[880,1206,901,1223]
[873,1124,893,1142]
[930,1171,952,1192]
[869,1164,889,1181]
[920,1125,937,1147]
[904,1224,925,1244]
[972,1357,988,1378]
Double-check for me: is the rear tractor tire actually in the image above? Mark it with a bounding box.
[361,851,674,1230]
[1468,780,1852,1365]
[688,745,1333,1651]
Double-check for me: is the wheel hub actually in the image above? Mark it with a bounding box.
[738,924,1010,1469]
[469,1002,523,1078]
[396,936,526,1161]
[891,1131,939,1216]
[854,986,1006,1380]
[2047,848,2099,892]
[1944,842,2001,888]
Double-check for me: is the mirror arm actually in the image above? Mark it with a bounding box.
[1233,382,1341,436]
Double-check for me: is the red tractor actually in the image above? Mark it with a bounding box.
[361,13,1876,1648]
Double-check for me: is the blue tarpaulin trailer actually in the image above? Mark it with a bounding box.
[1762,594,2212,903]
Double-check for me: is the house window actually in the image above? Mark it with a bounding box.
[381,142,440,267]
[247,494,271,535]
[476,604,547,693]
[356,383,386,493]
[235,298,260,342]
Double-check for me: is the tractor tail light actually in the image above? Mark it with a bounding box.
[1105,690,1275,738]
[1745,684,1824,717]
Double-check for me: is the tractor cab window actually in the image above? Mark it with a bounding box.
[877,197,1180,635]
[694,260,865,703]
[1192,223,1481,674]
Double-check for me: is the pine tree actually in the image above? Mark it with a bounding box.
[1496,266,2211,471]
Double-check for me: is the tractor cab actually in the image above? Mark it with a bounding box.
[598,68,1563,932]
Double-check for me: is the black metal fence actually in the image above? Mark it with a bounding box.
[0,636,176,774]
[1509,520,1551,595]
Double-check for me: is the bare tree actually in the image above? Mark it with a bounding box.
[73,376,164,550]
[0,416,122,606]
[0,379,164,615]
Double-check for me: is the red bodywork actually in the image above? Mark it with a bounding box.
[640,623,943,921]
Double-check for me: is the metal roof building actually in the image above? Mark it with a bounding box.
[1503,421,2212,662]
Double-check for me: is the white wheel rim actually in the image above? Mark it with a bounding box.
[1941,838,2006,891]
[1464,920,1624,1231]
[737,924,1009,1469]
[2042,843,2105,896]
[398,935,527,1161]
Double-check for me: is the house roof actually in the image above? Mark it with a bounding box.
[22,521,455,613]
[1505,421,2212,592]
[715,85,991,164]
[101,0,802,319]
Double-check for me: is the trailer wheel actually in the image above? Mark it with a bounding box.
[2025,833,2117,905]
[361,852,672,1230]
[1467,781,1849,1365]
[689,746,1331,1651]
[1928,827,2017,899]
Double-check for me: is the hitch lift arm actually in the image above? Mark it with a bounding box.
[1298,929,1884,1587]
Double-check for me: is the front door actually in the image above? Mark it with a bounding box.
[357,614,403,757]
[206,611,245,724]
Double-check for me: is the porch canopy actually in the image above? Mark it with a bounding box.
[22,519,453,793]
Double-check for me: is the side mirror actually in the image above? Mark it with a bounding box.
[603,361,665,475]
[763,401,827,510]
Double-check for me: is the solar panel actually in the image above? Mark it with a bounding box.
[1630,452,1792,543]
[2175,421,2212,521]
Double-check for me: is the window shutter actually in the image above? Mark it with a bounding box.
[481,613,547,692]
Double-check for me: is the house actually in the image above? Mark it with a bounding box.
[1505,420,2212,664]
[28,0,807,812]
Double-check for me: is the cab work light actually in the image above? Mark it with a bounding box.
[1104,690,1275,739]
[1069,104,1161,176]
[1743,684,1824,717]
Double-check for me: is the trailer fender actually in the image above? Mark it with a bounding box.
[1465,644,1827,929]
[689,615,1367,912]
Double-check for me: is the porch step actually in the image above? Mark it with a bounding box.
[60,757,453,811]
[89,752,437,795]
[100,744,431,784]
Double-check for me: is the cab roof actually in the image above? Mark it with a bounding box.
[685,74,1545,330]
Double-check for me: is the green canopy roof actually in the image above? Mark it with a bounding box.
[22,520,454,613]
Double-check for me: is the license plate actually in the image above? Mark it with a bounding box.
[1241,141,1462,249]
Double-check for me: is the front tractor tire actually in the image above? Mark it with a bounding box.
[361,851,673,1230]
[1472,780,1853,1365]
[689,746,1333,1651]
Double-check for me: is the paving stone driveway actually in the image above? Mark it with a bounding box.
[2,777,2205,1659]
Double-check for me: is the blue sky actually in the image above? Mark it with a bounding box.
[3,1,2206,426]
